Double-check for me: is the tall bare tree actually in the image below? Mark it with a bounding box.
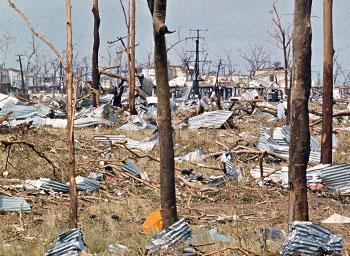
[147,0,177,228]
[321,0,334,164]
[7,0,78,228]
[65,0,78,228]
[129,0,137,114]
[241,45,271,77]
[288,0,312,222]
[271,0,293,123]
[92,0,101,107]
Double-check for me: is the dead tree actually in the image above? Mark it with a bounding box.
[7,0,78,228]
[119,0,137,114]
[321,0,334,164]
[129,0,137,114]
[66,0,78,228]
[92,0,101,107]
[289,0,312,222]
[271,1,293,124]
[147,0,178,228]
[240,45,271,77]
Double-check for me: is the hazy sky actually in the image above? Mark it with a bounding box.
[0,0,349,77]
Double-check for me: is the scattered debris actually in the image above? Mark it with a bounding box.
[107,243,128,254]
[280,221,343,256]
[208,176,225,186]
[322,213,350,224]
[220,151,243,182]
[190,227,232,244]
[0,196,31,212]
[122,159,150,180]
[175,150,205,162]
[188,110,233,129]
[143,209,163,235]
[76,176,100,192]
[181,169,203,182]
[119,115,156,131]
[45,228,88,256]
[94,132,159,152]
[146,218,191,253]
[258,125,320,162]
[263,228,286,241]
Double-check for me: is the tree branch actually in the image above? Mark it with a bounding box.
[6,0,65,67]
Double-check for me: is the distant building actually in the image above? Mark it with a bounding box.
[142,65,188,97]
[0,65,11,94]
[253,67,291,89]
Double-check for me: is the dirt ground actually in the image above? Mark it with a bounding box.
[1,115,350,256]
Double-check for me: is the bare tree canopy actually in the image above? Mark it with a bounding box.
[240,45,271,75]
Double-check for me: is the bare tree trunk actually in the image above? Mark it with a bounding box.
[66,0,78,229]
[288,0,312,222]
[147,0,177,228]
[126,0,137,114]
[283,45,290,124]
[321,0,334,164]
[92,0,100,107]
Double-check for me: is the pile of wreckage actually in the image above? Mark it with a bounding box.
[251,125,350,195]
[0,90,289,131]
[1,92,350,255]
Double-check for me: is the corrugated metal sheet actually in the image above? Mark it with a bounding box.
[40,178,70,193]
[306,163,350,194]
[146,218,191,252]
[119,115,156,131]
[45,228,87,256]
[250,167,281,184]
[74,117,113,128]
[6,116,112,129]
[188,110,233,129]
[122,159,142,176]
[281,125,320,151]
[280,166,322,188]
[0,196,31,212]
[175,150,205,162]
[94,132,158,152]
[258,126,320,163]
[0,93,19,108]
[76,176,100,192]
[280,221,343,256]
[0,103,51,120]
[220,151,243,182]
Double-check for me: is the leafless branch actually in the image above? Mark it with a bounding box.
[6,0,65,67]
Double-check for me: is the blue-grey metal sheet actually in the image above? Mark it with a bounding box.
[280,221,343,256]
[188,110,233,129]
[45,228,87,256]
[94,132,158,152]
[122,159,141,176]
[0,196,31,212]
[258,126,320,163]
[147,218,191,252]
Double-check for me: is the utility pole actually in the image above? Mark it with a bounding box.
[59,62,63,93]
[16,54,25,97]
[186,29,208,99]
[215,59,222,109]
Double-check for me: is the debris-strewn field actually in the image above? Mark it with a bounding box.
[1,112,350,255]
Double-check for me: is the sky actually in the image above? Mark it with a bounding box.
[0,0,349,78]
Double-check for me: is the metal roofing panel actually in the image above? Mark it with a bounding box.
[0,196,31,212]
[280,221,343,256]
[147,218,192,252]
[45,228,87,256]
[94,132,158,152]
[188,110,233,129]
